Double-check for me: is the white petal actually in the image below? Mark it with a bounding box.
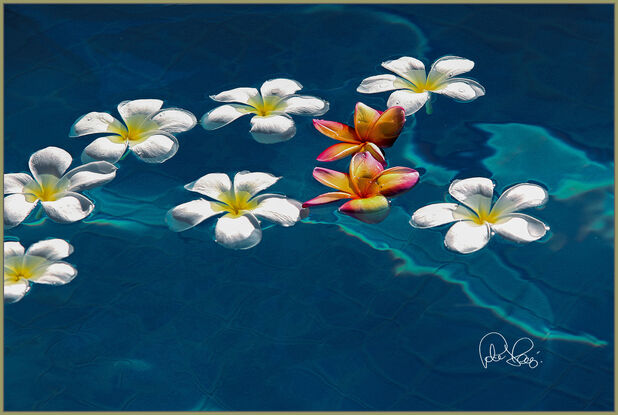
[30,261,77,285]
[251,196,303,226]
[4,194,37,229]
[210,87,260,104]
[4,241,25,257]
[427,56,475,85]
[444,221,491,254]
[492,183,549,216]
[250,115,296,144]
[166,199,221,232]
[386,90,429,115]
[117,99,163,123]
[29,146,73,181]
[151,108,197,133]
[215,214,262,250]
[185,173,232,200]
[233,171,280,196]
[448,177,495,215]
[4,279,30,303]
[260,78,302,97]
[62,161,117,192]
[432,78,485,101]
[357,74,400,93]
[282,95,329,116]
[382,56,426,86]
[69,112,124,137]
[130,132,178,163]
[410,203,472,228]
[26,239,73,261]
[4,173,34,194]
[492,213,549,243]
[81,136,128,164]
[41,192,94,223]
[200,104,250,130]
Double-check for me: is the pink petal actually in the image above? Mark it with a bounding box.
[302,191,351,207]
[317,143,362,162]
[377,166,420,197]
[339,195,390,224]
[312,167,354,193]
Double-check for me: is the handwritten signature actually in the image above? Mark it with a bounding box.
[479,332,541,369]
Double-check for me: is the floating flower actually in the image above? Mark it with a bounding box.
[357,56,485,115]
[166,171,306,249]
[70,99,197,163]
[313,102,405,164]
[303,151,419,224]
[410,178,549,254]
[4,239,77,303]
[201,78,329,144]
[4,146,117,228]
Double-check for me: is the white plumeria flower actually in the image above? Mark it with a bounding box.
[201,78,330,144]
[4,239,77,303]
[4,146,117,228]
[357,56,485,115]
[166,171,306,250]
[70,99,197,164]
[410,178,549,254]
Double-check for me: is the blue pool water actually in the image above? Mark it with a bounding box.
[4,4,613,411]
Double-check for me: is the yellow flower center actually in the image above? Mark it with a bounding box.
[216,190,259,217]
[109,116,159,145]
[247,95,287,117]
[23,174,68,202]
[4,255,48,283]
[470,208,502,225]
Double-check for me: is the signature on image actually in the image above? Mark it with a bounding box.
[479,332,541,369]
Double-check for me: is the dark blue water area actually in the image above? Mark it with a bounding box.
[4,4,613,411]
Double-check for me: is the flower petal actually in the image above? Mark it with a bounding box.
[282,95,329,116]
[30,261,77,285]
[312,167,353,193]
[4,241,25,257]
[201,104,251,130]
[130,132,179,163]
[249,114,296,144]
[339,195,390,224]
[386,90,429,115]
[260,78,303,97]
[354,102,381,140]
[364,142,387,166]
[4,194,37,229]
[382,56,427,87]
[4,279,30,304]
[166,199,221,232]
[29,146,73,181]
[41,192,94,223]
[302,191,350,207]
[81,136,128,164]
[215,213,262,250]
[185,173,232,200]
[151,108,197,133]
[367,106,406,148]
[312,119,359,143]
[69,112,125,137]
[61,161,117,192]
[410,203,472,228]
[448,177,495,215]
[349,151,383,181]
[432,78,485,101]
[233,171,280,196]
[26,239,73,261]
[357,74,401,93]
[444,221,491,254]
[491,183,549,216]
[117,99,163,124]
[317,143,362,162]
[4,173,34,194]
[210,87,260,104]
[491,213,549,243]
[377,166,419,197]
[427,56,475,86]
[252,196,304,226]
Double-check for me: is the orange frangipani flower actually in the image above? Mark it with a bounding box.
[303,151,419,224]
[312,102,406,165]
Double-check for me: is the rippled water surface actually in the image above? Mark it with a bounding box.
[4,4,613,411]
